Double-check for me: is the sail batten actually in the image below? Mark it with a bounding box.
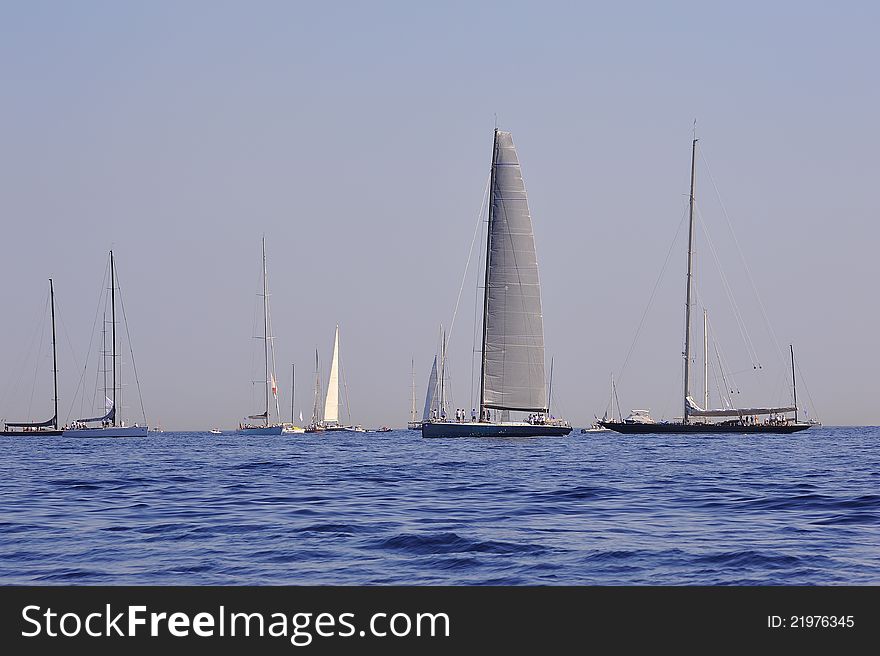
[480,130,547,413]
[323,326,340,423]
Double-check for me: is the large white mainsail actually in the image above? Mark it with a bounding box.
[481,130,547,413]
[323,325,340,424]
[422,128,570,438]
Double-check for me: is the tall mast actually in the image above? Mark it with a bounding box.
[49,279,58,430]
[682,137,697,424]
[262,236,270,427]
[478,129,499,422]
[312,348,320,424]
[110,250,117,426]
[703,309,709,410]
[790,344,798,423]
[609,373,614,422]
[291,363,295,425]
[547,357,554,415]
[439,326,447,418]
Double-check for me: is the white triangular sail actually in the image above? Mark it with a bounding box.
[323,325,340,424]
[422,355,439,421]
[481,130,547,412]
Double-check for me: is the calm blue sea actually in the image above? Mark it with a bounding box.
[0,426,877,585]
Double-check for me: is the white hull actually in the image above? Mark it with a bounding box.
[63,425,148,438]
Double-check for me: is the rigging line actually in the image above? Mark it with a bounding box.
[0,289,46,417]
[25,292,50,421]
[265,271,280,422]
[65,256,111,423]
[713,336,736,404]
[709,318,735,408]
[113,267,148,427]
[793,355,821,422]
[249,257,262,413]
[695,205,761,368]
[709,343,726,409]
[449,172,492,345]
[470,183,488,410]
[339,358,353,426]
[615,202,690,388]
[699,147,787,370]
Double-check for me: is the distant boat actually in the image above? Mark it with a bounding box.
[581,375,616,433]
[581,423,610,434]
[422,129,571,438]
[306,326,349,432]
[237,237,283,436]
[1,279,63,437]
[64,252,148,438]
[406,358,421,430]
[283,363,304,434]
[601,138,810,435]
[209,429,222,435]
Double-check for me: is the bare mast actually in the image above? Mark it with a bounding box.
[50,279,58,430]
[790,345,798,423]
[682,138,698,424]
[262,236,270,427]
[111,250,117,427]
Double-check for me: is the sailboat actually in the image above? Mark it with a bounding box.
[64,251,149,437]
[601,138,810,435]
[306,325,348,432]
[581,375,614,433]
[237,238,283,435]
[2,279,63,437]
[406,358,421,430]
[422,129,571,438]
[422,354,440,424]
[282,363,305,433]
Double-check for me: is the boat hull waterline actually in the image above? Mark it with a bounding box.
[422,422,571,438]
[1,430,64,437]
[600,421,811,435]
[63,426,149,438]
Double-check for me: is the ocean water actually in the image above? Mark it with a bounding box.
[0,426,877,585]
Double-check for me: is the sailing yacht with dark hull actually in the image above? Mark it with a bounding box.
[237,238,283,435]
[422,129,571,439]
[601,138,810,435]
[64,252,148,438]
[1,279,63,437]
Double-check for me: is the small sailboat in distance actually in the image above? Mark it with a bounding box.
[406,358,421,430]
[283,363,305,433]
[237,237,283,435]
[422,129,571,438]
[306,325,349,432]
[2,279,63,437]
[601,137,810,435]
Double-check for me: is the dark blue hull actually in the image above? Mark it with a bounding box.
[421,421,571,438]
[600,421,811,434]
